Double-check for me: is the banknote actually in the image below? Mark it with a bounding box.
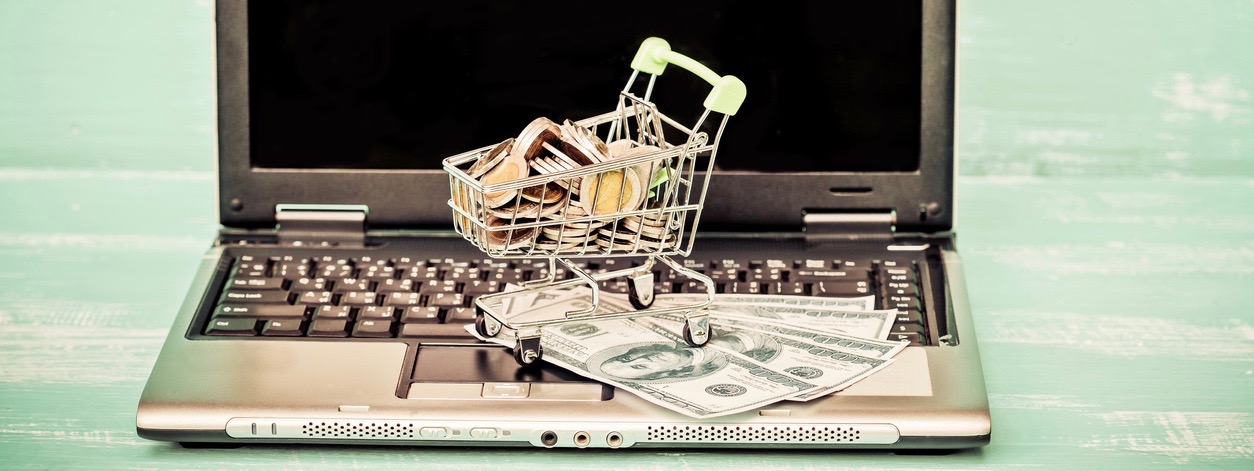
[638,316,897,401]
[468,295,820,418]
[657,293,876,312]
[703,313,908,359]
[707,304,898,340]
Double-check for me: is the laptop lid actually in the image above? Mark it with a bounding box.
[215,0,954,232]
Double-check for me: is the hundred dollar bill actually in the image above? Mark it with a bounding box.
[708,304,898,340]
[468,295,820,418]
[707,313,908,359]
[639,316,897,401]
[658,293,876,312]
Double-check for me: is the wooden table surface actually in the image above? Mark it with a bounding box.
[1,1,1251,469]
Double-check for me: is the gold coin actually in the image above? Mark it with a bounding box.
[480,154,528,208]
[579,169,643,216]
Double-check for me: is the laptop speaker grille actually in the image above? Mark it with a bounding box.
[301,421,415,439]
[646,425,862,443]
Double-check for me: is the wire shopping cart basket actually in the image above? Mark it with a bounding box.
[442,37,746,366]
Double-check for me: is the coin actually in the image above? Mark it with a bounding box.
[594,230,676,251]
[530,155,582,195]
[520,182,566,204]
[480,153,528,208]
[568,121,610,158]
[579,168,644,216]
[606,139,633,157]
[611,144,661,190]
[467,138,514,179]
[559,121,608,165]
[513,117,562,161]
[483,216,536,251]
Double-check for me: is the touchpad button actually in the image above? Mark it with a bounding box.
[406,345,610,401]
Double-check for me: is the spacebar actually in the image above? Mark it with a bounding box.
[400,323,475,338]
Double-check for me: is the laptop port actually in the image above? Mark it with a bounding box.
[540,431,558,447]
[573,431,590,448]
[606,432,624,448]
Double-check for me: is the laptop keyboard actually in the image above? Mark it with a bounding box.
[203,254,931,346]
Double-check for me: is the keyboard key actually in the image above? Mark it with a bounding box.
[401,306,441,323]
[401,266,441,281]
[289,277,329,291]
[236,261,268,277]
[391,257,423,271]
[334,278,373,292]
[215,304,306,318]
[883,282,919,297]
[886,332,924,346]
[444,307,475,323]
[728,281,765,294]
[419,280,458,294]
[427,292,464,308]
[386,292,423,306]
[261,319,304,337]
[307,319,350,337]
[885,296,920,310]
[361,266,397,280]
[773,281,806,295]
[206,318,258,336]
[399,323,429,337]
[339,291,380,306]
[812,281,872,296]
[792,268,871,282]
[352,319,394,338]
[376,278,416,294]
[297,291,335,305]
[462,280,500,294]
[313,305,352,319]
[894,310,923,325]
[227,277,286,290]
[221,290,291,304]
[891,323,924,336]
[357,306,396,320]
[879,260,913,268]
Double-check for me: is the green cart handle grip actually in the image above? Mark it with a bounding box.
[630,37,747,116]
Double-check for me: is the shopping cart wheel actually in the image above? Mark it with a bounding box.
[474,306,501,337]
[628,271,655,309]
[514,337,543,366]
[681,315,710,347]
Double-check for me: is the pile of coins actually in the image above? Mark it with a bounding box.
[459,117,681,253]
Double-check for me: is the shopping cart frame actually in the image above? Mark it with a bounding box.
[442,37,746,365]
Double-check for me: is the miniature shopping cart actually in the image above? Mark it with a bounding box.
[442,37,745,366]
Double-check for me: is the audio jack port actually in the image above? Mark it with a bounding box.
[573,431,591,448]
[606,431,624,448]
[540,431,558,447]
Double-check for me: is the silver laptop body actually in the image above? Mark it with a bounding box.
[137,0,990,449]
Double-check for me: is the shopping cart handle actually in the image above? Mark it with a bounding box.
[630,37,747,116]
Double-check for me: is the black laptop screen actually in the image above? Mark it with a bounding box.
[247,1,923,173]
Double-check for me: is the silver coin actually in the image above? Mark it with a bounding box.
[483,217,537,251]
[520,182,566,204]
[467,138,514,179]
[512,117,562,161]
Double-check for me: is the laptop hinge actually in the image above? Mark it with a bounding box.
[274,204,368,248]
[802,210,896,242]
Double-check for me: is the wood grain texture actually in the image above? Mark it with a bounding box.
[1,0,1252,469]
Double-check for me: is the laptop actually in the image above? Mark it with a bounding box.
[137,0,990,449]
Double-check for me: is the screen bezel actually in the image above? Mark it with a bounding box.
[215,0,954,231]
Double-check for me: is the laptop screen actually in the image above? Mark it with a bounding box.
[247,1,923,174]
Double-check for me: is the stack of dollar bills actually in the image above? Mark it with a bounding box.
[466,288,908,418]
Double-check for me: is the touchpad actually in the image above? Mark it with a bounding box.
[406,345,611,401]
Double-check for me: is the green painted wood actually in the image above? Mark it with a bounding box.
[1,0,1251,469]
